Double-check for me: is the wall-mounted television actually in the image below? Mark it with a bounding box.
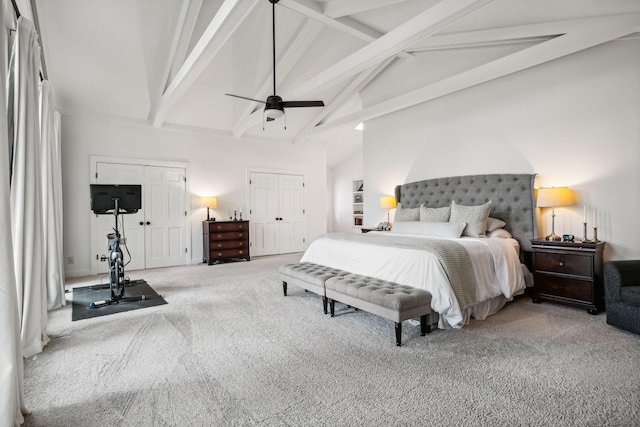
[90,184,142,214]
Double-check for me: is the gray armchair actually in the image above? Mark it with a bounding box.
[604,261,640,335]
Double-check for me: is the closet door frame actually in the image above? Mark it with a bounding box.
[246,166,307,256]
[89,155,191,275]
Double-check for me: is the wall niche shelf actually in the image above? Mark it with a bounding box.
[353,179,363,229]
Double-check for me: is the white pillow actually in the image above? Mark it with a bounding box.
[487,228,512,238]
[449,200,492,237]
[486,217,506,232]
[394,202,420,222]
[392,221,466,238]
[419,204,451,222]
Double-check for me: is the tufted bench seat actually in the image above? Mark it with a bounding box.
[325,274,432,346]
[279,263,350,314]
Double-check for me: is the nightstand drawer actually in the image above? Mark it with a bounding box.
[209,222,248,232]
[210,240,246,250]
[212,248,248,259]
[210,232,248,241]
[534,251,592,278]
[536,274,593,301]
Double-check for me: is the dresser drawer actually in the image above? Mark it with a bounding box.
[211,248,248,259]
[209,222,248,232]
[536,274,593,302]
[210,231,248,241]
[534,251,592,277]
[210,240,246,250]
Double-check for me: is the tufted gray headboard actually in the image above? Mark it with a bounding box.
[395,174,538,254]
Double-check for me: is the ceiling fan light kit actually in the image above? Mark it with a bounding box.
[226,0,324,129]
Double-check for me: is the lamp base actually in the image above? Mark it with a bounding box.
[545,233,562,242]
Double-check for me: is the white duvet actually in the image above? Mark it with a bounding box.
[300,232,526,329]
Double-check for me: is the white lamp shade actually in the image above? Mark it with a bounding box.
[201,197,217,209]
[537,187,575,208]
[380,196,397,209]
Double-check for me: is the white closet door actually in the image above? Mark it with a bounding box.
[144,166,187,268]
[278,174,305,254]
[93,162,187,273]
[95,162,146,272]
[250,172,279,256]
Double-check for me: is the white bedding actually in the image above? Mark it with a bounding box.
[300,232,526,329]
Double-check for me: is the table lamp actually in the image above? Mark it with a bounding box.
[380,196,397,228]
[202,197,217,221]
[537,187,575,241]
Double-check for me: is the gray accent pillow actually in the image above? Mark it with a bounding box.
[486,217,506,232]
[394,202,420,222]
[450,200,492,237]
[420,204,451,222]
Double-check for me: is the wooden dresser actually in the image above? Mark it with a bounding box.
[531,239,605,314]
[203,220,250,264]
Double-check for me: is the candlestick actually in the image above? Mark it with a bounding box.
[593,227,599,242]
[582,222,590,242]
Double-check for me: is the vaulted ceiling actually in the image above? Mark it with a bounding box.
[20,0,640,165]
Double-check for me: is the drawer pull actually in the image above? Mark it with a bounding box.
[559,262,564,267]
[217,244,222,248]
[217,252,223,256]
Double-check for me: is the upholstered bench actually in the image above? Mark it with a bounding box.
[279,263,350,314]
[325,274,432,346]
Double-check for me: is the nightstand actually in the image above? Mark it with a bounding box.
[531,239,605,314]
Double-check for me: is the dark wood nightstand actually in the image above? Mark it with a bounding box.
[203,220,250,264]
[530,239,605,314]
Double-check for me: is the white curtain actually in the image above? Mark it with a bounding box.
[1,3,27,427]
[40,80,65,310]
[8,16,49,358]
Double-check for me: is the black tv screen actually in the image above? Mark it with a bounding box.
[90,184,142,214]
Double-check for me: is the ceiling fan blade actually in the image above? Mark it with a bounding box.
[281,100,325,108]
[226,93,266,104]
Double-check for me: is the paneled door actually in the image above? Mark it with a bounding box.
[250,172,305,256]
[144,166,187,268]
[92,162,187,273]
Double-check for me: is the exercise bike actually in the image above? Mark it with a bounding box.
[89,185,148,309]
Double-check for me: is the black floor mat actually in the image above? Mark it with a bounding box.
[71,279,167,321]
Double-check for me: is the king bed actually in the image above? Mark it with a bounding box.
[301,174,538,329]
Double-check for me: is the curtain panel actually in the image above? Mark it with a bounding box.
[1,3,27,427]
[40,80,65,310]
[8,16,49,359]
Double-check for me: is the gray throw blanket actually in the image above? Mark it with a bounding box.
[317,233,477,310]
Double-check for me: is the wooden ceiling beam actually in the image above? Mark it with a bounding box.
[281,0,495,102]
[323,0,409,19]
[303,13,639,138]
[151,0,257,128]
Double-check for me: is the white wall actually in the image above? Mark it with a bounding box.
[360,39,640,260]
[62,116,327,276]
[330,150,363,233]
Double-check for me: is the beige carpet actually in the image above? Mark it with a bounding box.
[22,253,640,426]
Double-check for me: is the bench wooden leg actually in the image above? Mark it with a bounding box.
[323,297,328,315]
[282,281,288,296]
[330,299,335,317]
[420,314,431,335]
[395,322,402,347]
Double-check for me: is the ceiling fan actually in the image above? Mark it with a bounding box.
[225,0,324,125]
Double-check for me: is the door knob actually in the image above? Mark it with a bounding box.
[139,221,144,226]
[146,221,151,225]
